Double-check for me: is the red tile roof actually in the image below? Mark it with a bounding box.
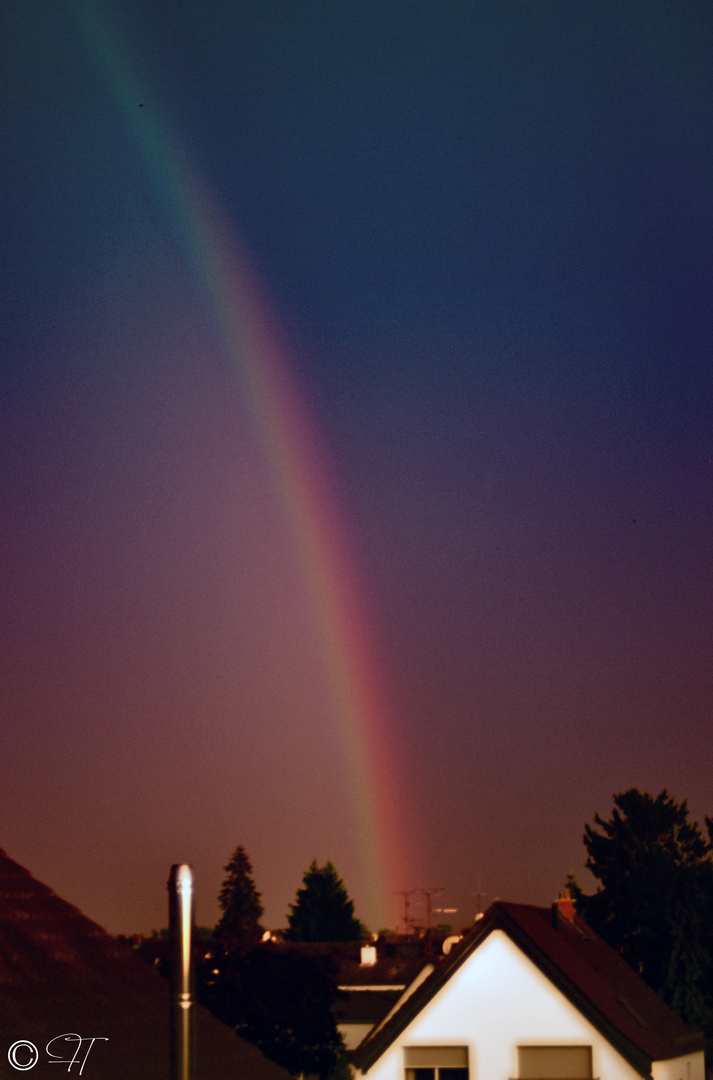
[337,956,430,989]
[354,902,705,1077]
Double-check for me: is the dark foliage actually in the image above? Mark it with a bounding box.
[572,789,713,1036]
[215,846,264,948]
[286,861,366,942]
[197,943,346,1079]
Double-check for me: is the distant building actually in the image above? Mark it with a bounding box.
[335,942,435,1050]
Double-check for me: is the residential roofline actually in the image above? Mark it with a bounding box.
[353,902,704,1077]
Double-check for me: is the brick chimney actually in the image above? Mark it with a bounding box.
[552,885,576,926]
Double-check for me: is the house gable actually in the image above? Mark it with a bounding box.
[358,930,647,1080]
[354,903,705,1080]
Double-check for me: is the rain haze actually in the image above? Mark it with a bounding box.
[1,1,711,935]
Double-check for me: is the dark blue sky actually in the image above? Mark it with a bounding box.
[1,1,711,933]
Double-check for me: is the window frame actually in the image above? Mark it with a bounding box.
[404,1044,470,1080]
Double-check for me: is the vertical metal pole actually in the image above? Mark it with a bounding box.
[168,864,194,1080]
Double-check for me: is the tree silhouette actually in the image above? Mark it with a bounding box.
[197,943,345,1079]
[215,846,264,948]
[572,789,713,1033]
[286,861,365,941]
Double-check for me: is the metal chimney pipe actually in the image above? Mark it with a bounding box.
[168,864,195,1080]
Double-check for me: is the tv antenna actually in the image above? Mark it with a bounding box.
[420,888,445,931]
[394,890,418,931]
[471,876,489,921]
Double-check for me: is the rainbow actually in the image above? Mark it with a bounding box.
[72,0,412,928]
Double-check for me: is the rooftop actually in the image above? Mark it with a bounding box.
[354,901,705,1076]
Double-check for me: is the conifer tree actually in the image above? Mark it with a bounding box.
[215,845,264,947]
[286,860,365,941]
[572,789,713,1033]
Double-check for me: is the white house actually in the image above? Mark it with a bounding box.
[352,901,706,1080]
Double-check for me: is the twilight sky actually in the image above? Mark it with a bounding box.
[1,0,711,936]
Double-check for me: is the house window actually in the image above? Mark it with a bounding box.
[518,1046,592,1080]
[405,1045,469,1080]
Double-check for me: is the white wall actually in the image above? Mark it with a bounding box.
[652,1053,705,1080]
[360,931,651,1080]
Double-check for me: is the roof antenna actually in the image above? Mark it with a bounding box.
[394,890,418,932]
[168,864,195,1080]
[420,888,445,932]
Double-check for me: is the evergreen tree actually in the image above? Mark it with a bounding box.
[571,789,713,1033]
[286,860,365,941]
[215,846,264,947]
